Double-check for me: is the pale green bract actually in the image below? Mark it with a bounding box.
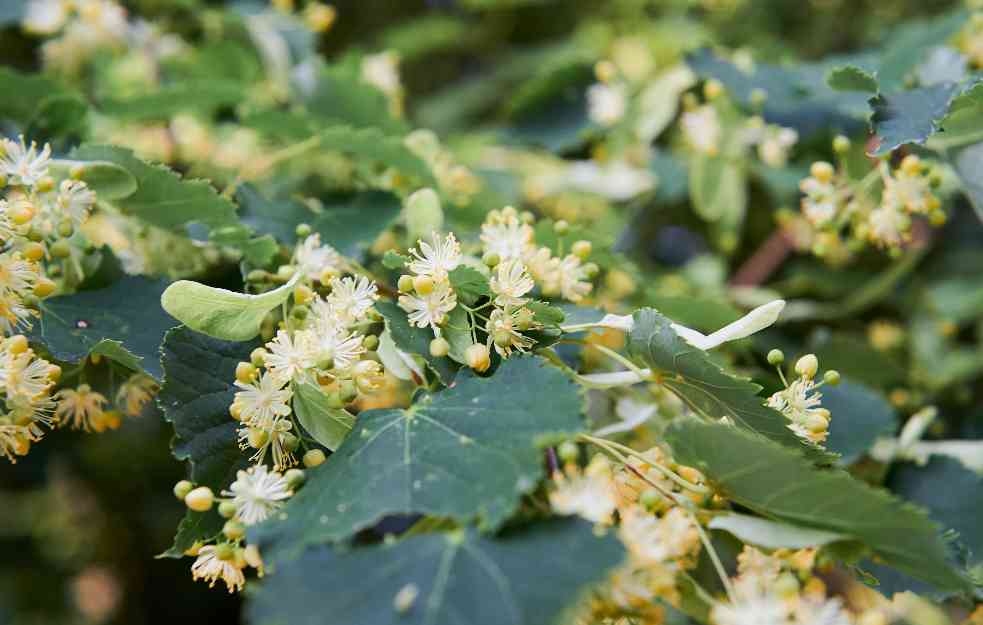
[160,274,299,342]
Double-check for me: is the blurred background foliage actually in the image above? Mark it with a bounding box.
[1,0,981,623]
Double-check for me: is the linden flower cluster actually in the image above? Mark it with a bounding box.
[174,464,302,593]
[397,207,596,372]
[766,351,839,447]
[798,151,943,257]
[710,546,887,625]
[549,443,708,621]
[0,334,59,462]
[232,236,383,471]
[0,135,100,333]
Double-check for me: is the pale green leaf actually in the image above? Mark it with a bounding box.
[708,513,849,550]
[448,265,491,307]
[48,159,137,200]
[250,355,584,559]
[377,301,457,384]
[160,275,298,342]
[292,380,355,451]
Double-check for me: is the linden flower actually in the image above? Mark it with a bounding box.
[361,51,401,98]
[756,126,798,169]
[223,464,293,525]
[548,456,617,524]
[327,276,378,324]
[23,0,69,35]
[191,545,246,593]
[407,232,460,283]
[619,507,700,566]
[794,597,853,625]
[490,258,534,307]
[0,294,35,334]
[587,82,627,127]
[480,208,534,261]
[54,384,108,431]
[398,280,456,333]
[486,308,534,358]
[115,373,158,417]
[710,591,789,625]
[0,423,37,462]
[295,234,342,282]
[52,179,97,225]
[240,417,297,470]
[233,374,292,429]
[767,378,829,445]
[309,320,365,372]
[883,169,933,215]
[263,330,316,385]
[0,253,39,297]
[553,254,592,303]
[868,205,908,248]
[0,136,51,186]
[681,105,721,155]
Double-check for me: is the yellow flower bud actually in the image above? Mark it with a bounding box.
[429,337,449,358]
[794,353,819,379]
[571,240,592,259]
[173,480,194,500]
[223,520,246,541]
[465,343,491,372]
[7,334,28,354]
[22,242,45,262]
[303,448,326,468]
[413,275,434,295]
[397,274,414,293]
[236,362,258,384]
[810,161,834,183]
[33,277,56,298]
[185,486,215,512]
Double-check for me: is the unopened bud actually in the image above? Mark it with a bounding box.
[429,337,449,358]
[795,354,819,379]
[303,449,325,468]
[185,486,215,512]
[465,343,490,372]
[173,480,194,500]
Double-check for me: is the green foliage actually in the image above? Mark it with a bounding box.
[250,356,583,559]
[665,418,969,592]
[314,191,403,258]
[69,145,239,231]
[628,308,834,461]
[98,81,245,121]
[826,65,879,93]
[48,159,138,200]
[377,301,457,384]
[32,277,173,379]
[869,84,960,155]
[708,513,849,550]
[448,265,492,306]
[292,380,355,451]
[158,328,256,555]
[822,379,897,465]
[247,519,623,625]
[160,275,298,342]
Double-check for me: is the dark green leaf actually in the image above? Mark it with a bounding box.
[448,265,491,306]
[250,355,583,558]
[292,380,354,451]
[305,66,407,134]
[69,145,239,231]
[377,301,457,384]
[665,419,969,592]
[247,519,623,625]
[32,277,173,379]
[628,308,835,462]
[158,327,257,556]
[869,84,959,155]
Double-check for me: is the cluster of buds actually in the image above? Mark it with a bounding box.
[233,233,385,470]
[0,136,100,332]
[766,350,840,446]
[797,143,943,259]
[0,334,59,462]
[175,450,310,592]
